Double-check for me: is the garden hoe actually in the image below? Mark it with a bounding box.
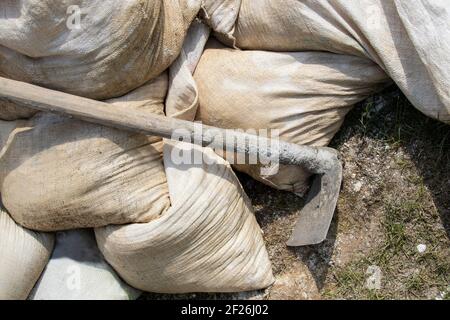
[0,77,342,246]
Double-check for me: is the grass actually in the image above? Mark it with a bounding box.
[324,194,449,299]
[323,88,450,299]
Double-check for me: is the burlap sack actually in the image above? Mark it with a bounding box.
[212,0,450,124]
[0,119,21,153]
[0,100,37,121]
[0,74,170,231]
[95,141,274,293]
[0,0,201,101]
[30,229,140,300]
[194,41,389,194]
[200,0,240,43]
[166,20,210,120]
[0,207,54,300]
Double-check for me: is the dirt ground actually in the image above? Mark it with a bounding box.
[144,86,449,300]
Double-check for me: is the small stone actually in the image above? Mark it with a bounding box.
[353,181,363,192]
[416,244,427,253]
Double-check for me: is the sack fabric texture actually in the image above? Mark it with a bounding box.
[0,207,54,299]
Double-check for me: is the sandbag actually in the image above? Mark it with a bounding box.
[95,141,274,293]
[200,0,240,44]
[0,100,37,121]
[0,0,201,101]
[30,229,140,300]
[0,207,54,300]
[212,0,450,124]
[0,74,170,231]
[194,41,389,194]
[166,20,210,120]
[0,119,21,153]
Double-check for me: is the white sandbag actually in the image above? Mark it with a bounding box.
[212,0,450,124]
[200,0,240,43]
[393,0,450,122]
[0,74,170,231]
[0,119,21,154]
[0,0,201,101]
[166,20,210,120]
[30,229,140,300]
[0,100,37,121]
[0,207,54,300]
[194,41,390,194]
[95,141,274,293]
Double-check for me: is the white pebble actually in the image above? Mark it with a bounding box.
[353,181,363,192]
[416,244,427,253]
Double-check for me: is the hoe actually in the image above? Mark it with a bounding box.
[0,77,343,246]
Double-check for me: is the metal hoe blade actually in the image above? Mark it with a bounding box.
[287,157,342,246]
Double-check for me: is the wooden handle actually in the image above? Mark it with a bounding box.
[0,77,337,172]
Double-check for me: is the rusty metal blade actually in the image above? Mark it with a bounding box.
[287,159,342,246]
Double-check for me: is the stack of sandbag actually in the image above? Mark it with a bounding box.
[0,207,54,300]
[0,64,274,297]
[205,0,450,124]
[1,119,274,295]
[0,0,277,299]
[1,116,274,298]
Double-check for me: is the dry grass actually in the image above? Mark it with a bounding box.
[321,88,450,299]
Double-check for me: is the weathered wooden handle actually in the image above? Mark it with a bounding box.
[0,77,337,173]
[0,76,343,246]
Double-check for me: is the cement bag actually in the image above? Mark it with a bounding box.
[200,0,240,44]
[30,229,140,300]
[0,207,54,300]
[194,41,389,194]
[0,119,22,153]
[213,0,450,124]
[95,141,274,293]
[0,0,201,100]
[0,100,37,121]
[0,74,170,231]
[166,20,210,120]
